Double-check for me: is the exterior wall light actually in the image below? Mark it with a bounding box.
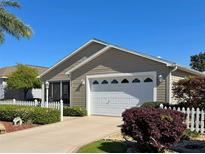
[158,75,164,83]
[81,79,85,85]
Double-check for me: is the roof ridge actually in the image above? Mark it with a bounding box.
[0,64,48,69]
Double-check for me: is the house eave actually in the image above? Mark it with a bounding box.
[37,39,108,78]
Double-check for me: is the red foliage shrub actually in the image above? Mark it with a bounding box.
[172,76,205,108]
[121,107,186,152]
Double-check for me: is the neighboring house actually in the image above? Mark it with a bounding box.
[0,65,48,100]
[38,39,204,116]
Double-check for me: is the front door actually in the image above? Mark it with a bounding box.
[62,81,70,106]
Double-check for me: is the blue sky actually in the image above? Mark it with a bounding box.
[1,0,205,68]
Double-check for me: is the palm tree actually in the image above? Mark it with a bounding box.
[0,0,32,44]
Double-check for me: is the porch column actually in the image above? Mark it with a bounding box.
[60,81,63,100]
[41,83,45,102]
[45,81,49,107]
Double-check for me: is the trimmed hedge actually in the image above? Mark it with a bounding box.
[0,105,60,124]
[121,107,186,152]
[63,106,87,116]
[141,101,167,108]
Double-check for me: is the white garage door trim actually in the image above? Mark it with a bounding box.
[86,71,157,116]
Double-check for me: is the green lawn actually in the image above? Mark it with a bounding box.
[77,140,127,153]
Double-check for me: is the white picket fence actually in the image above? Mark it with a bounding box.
[160,104,205,134]
[0,99,63,122]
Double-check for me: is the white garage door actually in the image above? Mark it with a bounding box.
[89,73,156,116]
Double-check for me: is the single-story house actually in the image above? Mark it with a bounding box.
[38,39,204,116]
[0,65,48,100]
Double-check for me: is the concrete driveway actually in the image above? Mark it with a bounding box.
[0,116,121,153]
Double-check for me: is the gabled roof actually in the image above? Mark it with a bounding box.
[38,39,107,78]
[38,38,204,78]
[65,40,204,76]
[0,64,48,78]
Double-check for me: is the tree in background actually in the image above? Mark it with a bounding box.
[190,52,205,72]
[0,0,32,44]
[172,76,205,108]
[7,64,41,99]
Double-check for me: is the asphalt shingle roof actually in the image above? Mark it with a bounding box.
[0,65,48,78]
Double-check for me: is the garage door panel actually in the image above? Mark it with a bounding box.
[89,74,155,116]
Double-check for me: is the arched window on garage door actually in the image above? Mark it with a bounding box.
[111,79,118,84]
[101,80,109,84]
[92,80,99,85]
[144,77,153,82]
[121,79,129,84]
[132,78,140,83]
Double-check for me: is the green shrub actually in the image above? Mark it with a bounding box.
[0,105,60,124]
[63,106,87,116]
[182,129,200,140]
[141,101,167,108]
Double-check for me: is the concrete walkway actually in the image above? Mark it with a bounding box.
[0,116,121,153]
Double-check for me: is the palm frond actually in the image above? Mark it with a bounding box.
[0,29,5,43]
[0,0,20,8]
[0,7,32,43]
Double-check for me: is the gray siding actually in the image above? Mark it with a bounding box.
[41,42,106,81]
[71,48,170,107]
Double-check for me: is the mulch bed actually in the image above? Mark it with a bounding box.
[104,133,205,153]
[0,121,38,133]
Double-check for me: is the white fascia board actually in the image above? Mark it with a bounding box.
[65,45,112,75]
[37,39,107,78]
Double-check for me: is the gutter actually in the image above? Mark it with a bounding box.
[170,64,178,73]
[168,64,178,104]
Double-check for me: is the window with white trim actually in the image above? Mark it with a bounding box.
[101,80,109,84]
[121,79,129,83]
[132,78,140,83]
[111,79,118,84]
[144,77,153,82]
[92,80,99,85]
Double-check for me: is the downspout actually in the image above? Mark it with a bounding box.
[168,64,178,104]
[171,64,178,73]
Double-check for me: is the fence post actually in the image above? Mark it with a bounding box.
[34,99,38,106]
[196,108,200,132]
[187,108,190,129]
[191,108,195,131]
[201,110,204,134]
[13,99,16,105]
[60,99,63,122]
